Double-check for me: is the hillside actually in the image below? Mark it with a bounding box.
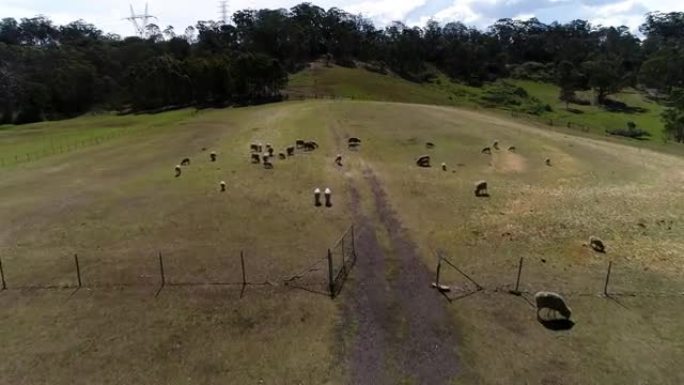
[1,100,683,384]
[288,64,668,141]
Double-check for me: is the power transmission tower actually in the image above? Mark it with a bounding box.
[125,3,158,38]
[218,1,229,25]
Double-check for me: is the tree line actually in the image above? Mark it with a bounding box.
[0,4,683,140]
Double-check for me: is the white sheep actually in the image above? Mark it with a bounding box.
[220,181,226,192]
[175,165,181,177]
[535,291,572,320]
[324,187,332,207]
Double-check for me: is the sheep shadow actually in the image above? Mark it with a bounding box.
[538,317,575,331]
[475,193,490,198]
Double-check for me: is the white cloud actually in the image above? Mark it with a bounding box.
[0,0,683,36]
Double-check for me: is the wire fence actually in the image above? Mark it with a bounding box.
[0,224,359,299]
[433,251,684,303]
[0,127,134,168]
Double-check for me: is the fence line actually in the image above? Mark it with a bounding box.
[0,224,359,299]
[0,128,134,168]
[432,253,684,302]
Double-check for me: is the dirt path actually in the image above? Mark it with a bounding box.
[341,172,460,384]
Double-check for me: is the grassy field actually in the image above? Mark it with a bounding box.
[288,63,672,145]
[1,100,683,384]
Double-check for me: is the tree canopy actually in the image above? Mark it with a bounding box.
[1,5,683,136]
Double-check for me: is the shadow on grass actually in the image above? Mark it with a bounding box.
[538,318,575,331]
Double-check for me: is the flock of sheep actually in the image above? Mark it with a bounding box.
[173,133,585,323]
[415,138,610,324]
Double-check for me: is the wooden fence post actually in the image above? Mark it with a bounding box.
[158,252,165,288]
[327,249,335,299]
[74,254,82,288]
[604,261,612,296]
[511,257,524,295]
[351,224,356,257]
[240,251,246,287]
[0,256,6,290]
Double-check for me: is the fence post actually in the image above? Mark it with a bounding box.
[327,249,335,299]
[351,224,356,257]
[240,251,246,287]
[158,252,165,288]
[604,261,612,296]
[74,254,82,288]
[513,257,524,294]
[0,256,6,290]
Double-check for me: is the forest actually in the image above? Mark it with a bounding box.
[0,4,683,140]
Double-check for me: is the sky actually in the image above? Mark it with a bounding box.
[0,0,681,37]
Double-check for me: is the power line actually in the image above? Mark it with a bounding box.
[124,2,158,38]
[218,1,229,25]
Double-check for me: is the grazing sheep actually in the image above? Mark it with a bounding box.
[416,155,431,168]
[279,152,286,160]
[314,188,322,207]
[181,158,191,166]
[588,236,606,253]
[493,140,499,150]
[426,142,435,149]
[175,165,181,177]
[348,137,362,146]
[535,291,572,320]
[210,151,217,162]
[261,153,270,163]
[263,159,273,169]
[474,180,488,197]
[220,181,226,192]
[268,147,274,157]
[545,158,552,166]
[251,153,261,163]
[286,146,295,156]
[296,139,305,149]
[304,141,319,151]
[335,154,343,166]
[324,187,332,207]
[250,144,259,152]
[441,162,447,171]
[256,143,263,153]
[508,146,516,152]
[481,147,492,155]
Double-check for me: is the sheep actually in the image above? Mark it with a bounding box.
[261,153,270,163]
[493,140,499,150]
[314,188,322,207]
[220,181,226,192]
[416,155,431,168]
[508,146,516,152]
[481,147,492,155]
[348,137,362,146]
[474,180,488,197]
[250,144,259,152]
[256,143,263,153]
[181,158,191,166]
[268,147,274,157]
[545,158,552,166]
[174,165,181,177]
[210,151,217,162]
[296,139,305,149]
[324,187,332,207]
[588,236,606,253]
[441,162,447,171]
[251,153,261,164]
[535,291,572,320]
[286,146,295,156]
[426,142,435,149]
[263,159,274,169]
[304,141,319,151]
[335,154,343,166]
[279,152,286,160]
